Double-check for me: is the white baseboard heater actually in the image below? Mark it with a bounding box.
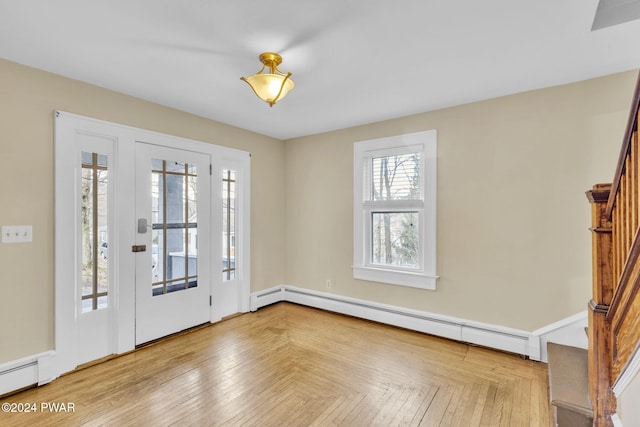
[251,285,535,359]
[1,286,585,397]
[0,351,55,396]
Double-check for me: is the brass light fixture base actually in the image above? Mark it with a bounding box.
[241,52,294,107]
[259,52,283,69]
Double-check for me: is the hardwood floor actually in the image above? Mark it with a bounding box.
[0,303,550,426]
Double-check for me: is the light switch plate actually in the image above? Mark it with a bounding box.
[1,226,33,243]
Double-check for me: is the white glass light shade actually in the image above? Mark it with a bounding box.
[243,74,294,106]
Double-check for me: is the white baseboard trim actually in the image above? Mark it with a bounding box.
[0,289,585,396]
[611,413,623,427]
[0,351,56,396]
[252,285,590,362]
[252,285,534,357]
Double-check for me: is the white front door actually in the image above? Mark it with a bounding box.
[55,112,250,376]
[134,143,212,345]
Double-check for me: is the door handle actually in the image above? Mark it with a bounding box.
[132,245,147,253]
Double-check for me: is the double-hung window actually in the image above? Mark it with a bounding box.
[353,130,437,289]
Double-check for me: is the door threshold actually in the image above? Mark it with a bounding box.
[135,321,213,349]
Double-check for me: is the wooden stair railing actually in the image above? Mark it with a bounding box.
[586,70,640,427]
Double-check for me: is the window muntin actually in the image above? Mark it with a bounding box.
[222,169,236,281]
[354,130,437,289]
[81,152,109,312]
[151,159,198,296]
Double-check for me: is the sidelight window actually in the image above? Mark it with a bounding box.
[222,169,236,281]
[81,152,109,312]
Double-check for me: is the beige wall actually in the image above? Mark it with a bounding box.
[284,70,638,331]
[1,54,637,364]
[0,58,285,364]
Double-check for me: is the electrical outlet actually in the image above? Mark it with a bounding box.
[1,225,33,243]
[326,279,332,289]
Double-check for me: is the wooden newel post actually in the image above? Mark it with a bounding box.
[586,183,616,426]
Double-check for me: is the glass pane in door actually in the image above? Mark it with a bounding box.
[151,159,198,296]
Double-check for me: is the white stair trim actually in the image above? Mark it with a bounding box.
[613,344,640,397]
[531,310,588,362]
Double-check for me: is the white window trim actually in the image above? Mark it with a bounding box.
[353,130,438,290]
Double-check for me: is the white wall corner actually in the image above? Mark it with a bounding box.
[531,311,588,362]
[250,285,286,311]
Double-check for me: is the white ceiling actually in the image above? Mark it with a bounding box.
[1,0,640,140]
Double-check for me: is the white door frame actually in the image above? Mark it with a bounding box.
[54,111,250,378]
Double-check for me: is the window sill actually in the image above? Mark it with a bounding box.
[353,266,437,290]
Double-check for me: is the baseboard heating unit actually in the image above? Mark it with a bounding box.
[251,285,535,359]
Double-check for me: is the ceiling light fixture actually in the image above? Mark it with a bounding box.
[241,52,294,107]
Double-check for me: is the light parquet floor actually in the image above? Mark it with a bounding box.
[0,302,550,426]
